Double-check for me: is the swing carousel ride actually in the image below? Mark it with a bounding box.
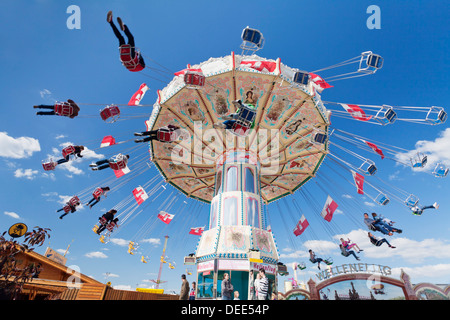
[37,23,447,296]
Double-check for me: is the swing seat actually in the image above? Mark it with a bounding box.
[92,187,103,199]
[106,222,117,232]
[232,122,251,137]
[425,106,447,125]
[119,44,144,72]
[312,132,328,144]
[42,161,57,171]
[98,216,108,226]
[128,243,138,255]
[374,105,397,125]
[108,155,128,170]
[62,145,76,158]
[433,163,449,178]
[141,256,148,263]
[405,194,419,208]
[358,52,383,74]
[324,258,333,265]
[100,105,121,123]
[375,193,390,206]
[54,102,74,117]
[240,26,265,52]
[359,159,377,176]
[239,105,257,122]
[367,54,383,68]
[297,263,306,270]
[62,205,72,214]
[68,196,80,207]
[92,225,99,233]
[411,154,427,168]
[230,104,256,137]
[184,70,206,88]
[293,71,310,86]
[99,235,108,244]
[157,129,178,143]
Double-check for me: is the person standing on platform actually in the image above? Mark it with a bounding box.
[189,281,196,300]
[179,274,189,300]
[257,268,269,300]
[221,273,234,300]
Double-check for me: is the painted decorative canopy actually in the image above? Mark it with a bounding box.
[146,53,331,204]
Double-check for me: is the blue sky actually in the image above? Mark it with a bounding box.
[0,0,449,294]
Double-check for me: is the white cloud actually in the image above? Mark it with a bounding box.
[279,249,309,260]
[55,134,67,140]
[39,89,52,99]
[141,238,161,246]
[391,264,450,280]
[4,160,17,169]
[42,191,58,197]
[395,128,450,172]
[14,168,39,180]
[303,239,337,254]
[342,194,353,199]
[4,211,20,219]
[110,238,129,247]
[103,273,120,278]
[0,132,41,159]
[85,251,108,259]
[364,201,376,207]
[41,172,56,180]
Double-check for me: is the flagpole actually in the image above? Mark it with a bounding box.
[64,239,74,257]
[156,235,169,289]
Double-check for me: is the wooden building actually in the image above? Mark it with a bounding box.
[1,248,179,300]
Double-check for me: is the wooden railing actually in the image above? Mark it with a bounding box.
[103,286,179,300]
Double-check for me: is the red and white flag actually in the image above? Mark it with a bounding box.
[132,186,149,205]
[340,104,372,121]
[189,226,205,236]
[113,166,130,178]
[128,83,149,106]
[240,60,277,73]
[100,135,116,148]
[309,72,333,93]
[293,215,309,236]
[351,170,365,195]
[158,211,175,224]
[321,195,338,222]
[174,68,202,76]
[361,140,385,159]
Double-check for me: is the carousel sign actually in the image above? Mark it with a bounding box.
[315,263,392,281]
